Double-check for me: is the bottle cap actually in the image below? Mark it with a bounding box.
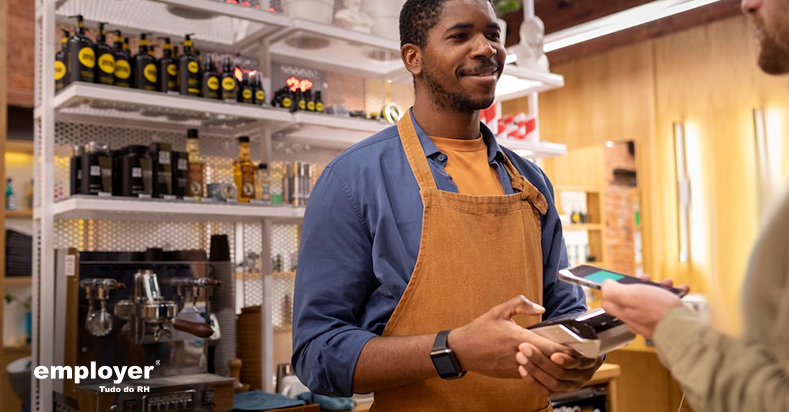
[238,136,250,143]
[187,129,199,139]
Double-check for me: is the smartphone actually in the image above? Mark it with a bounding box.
[559,265,687,297]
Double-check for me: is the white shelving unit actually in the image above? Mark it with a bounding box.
[50,196,305,223]
[34,1,568,411]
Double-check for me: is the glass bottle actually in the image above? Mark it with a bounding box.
[271,162,284,205]
[186,129,205,198]
[256,163,272,205]
[233,136,256,203]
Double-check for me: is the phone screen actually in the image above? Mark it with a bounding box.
[561,265,686,296]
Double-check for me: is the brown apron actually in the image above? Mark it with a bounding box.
[370,113,552,412]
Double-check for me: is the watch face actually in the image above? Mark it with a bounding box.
[431,352,459,378]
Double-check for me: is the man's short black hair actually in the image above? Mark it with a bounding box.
[400,0,495,49]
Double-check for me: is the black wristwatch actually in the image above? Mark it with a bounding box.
[430,329,465,380]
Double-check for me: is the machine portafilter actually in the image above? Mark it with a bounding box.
[80,279,125,337]
[163,277,221,339]
[114,270,217,343]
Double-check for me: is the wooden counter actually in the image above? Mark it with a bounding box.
[349,363,621,412]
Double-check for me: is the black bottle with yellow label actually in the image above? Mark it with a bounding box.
[93,22,115,86]
[281,89,294,111]
[295,90,306,112]
[315,91,325,113]
[306,90,316,112]
[158,38,178,93]
[55,29,69,92]
[66,15,95,83]
[178,34,201,97]
[113,32,132,88]
[220,57,238,102]
[238,71,253,104]
[202,56,220,100]
[133,34,157,91]
[253,72,266,106]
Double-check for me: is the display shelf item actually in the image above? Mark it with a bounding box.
[56,0,289,50]
[49,83,391,142]
[51,195,305,223]
[499,139,568,159]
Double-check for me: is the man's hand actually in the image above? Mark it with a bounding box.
[450,296,576,379]
[601,276,689,340]
[516,343,603,397]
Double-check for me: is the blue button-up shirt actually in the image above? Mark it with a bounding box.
[292,113,586,397]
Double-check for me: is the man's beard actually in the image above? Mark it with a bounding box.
[423,67,496,113]
[758,33,789,75]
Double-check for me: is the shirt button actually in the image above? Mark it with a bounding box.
[438,154,446,162]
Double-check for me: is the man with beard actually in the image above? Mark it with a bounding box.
[291,0,602,410]
[598,0,789,410]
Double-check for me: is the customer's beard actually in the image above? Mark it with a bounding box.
[758,30,789,75]
[423,69,495,114]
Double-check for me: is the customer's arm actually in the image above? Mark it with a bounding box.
[653,307,789,412]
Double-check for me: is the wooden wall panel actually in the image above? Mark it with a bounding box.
[653,16,763,334]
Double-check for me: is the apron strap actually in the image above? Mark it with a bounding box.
[502,152,549,215]
[398,109,550,216]
[398,112,439,191]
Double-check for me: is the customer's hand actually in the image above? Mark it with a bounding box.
[516,344,603,397]
[449,296,575,380]
[601,276,689,340]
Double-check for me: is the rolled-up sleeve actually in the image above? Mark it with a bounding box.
[539,172,587,320]
[292,167,377,397]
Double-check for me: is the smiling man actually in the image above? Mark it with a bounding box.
[292,0,601,410]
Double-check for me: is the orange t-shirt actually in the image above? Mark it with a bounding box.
[429,135,504,196]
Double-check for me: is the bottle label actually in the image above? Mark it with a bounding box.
[188,163,204,197]
[208,77,219,90]
[222,78,235,91]
[188,61,199,74]
[316,102,324,112]
[178,158,188,171]
[98,53,115,74]
[90,165,101,177]
[256,90,265,102]
[168,64,177,76]
[79,47,96,68]
[144,64,158,83]
[299,100,306,110]
[133,167,142,178]
[54,61,67,80]
[308,101,316,111]
[241,165,256,198]
[282,98,292,108]
[243,89,252,100]
[158,151,171,165]
[115,60,131,79]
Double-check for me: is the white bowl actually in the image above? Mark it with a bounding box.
[283,0,334,25]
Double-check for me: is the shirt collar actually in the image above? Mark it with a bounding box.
[409,109,505,164]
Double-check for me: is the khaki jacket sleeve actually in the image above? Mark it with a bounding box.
[653,307,789,412]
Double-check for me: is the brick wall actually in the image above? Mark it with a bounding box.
[6,0,35,107]
[604,143,637,276]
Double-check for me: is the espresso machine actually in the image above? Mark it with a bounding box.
[54,248,236,412]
